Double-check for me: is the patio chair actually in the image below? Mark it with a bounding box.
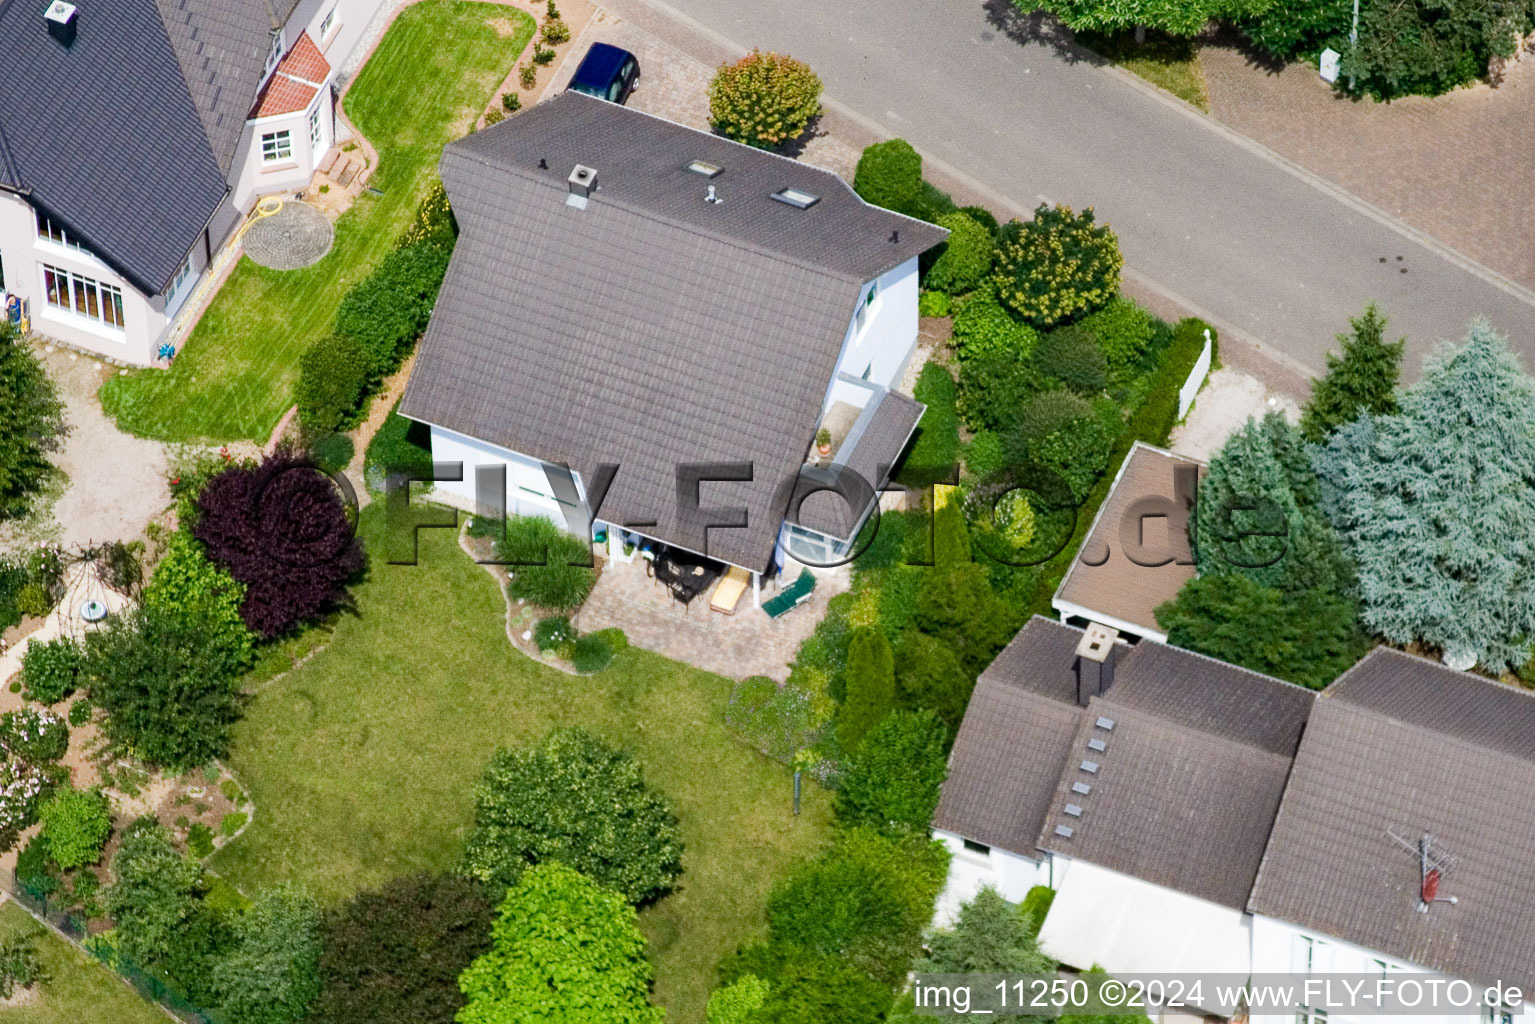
[762,570,815,619]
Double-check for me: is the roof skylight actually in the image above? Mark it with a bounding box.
[771,186,820,209]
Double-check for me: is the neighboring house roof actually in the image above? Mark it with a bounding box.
[250,31,330,118]
[934,617,1091,853]
[937,616,1314,911]
[1052,442,1203,639]
[400,91,946,572]
[0,0,289,294]
[1249,648,1535,993]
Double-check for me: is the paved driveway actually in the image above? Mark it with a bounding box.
[596,0,1535,381]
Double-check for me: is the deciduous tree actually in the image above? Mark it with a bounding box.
[835,710,949,835]
[0,323,65,520]
[214,885,323,1024]
[456,863,664,1024]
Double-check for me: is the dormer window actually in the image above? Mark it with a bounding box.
[262,30,284,78]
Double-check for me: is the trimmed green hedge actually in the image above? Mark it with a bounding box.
[896,362,960,488]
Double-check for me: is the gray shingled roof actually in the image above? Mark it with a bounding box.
[938,616,1314,910]
[934,617,1091,853]
[797,390,924,539]
[400,92,946,572]
[1249,648,1535,992]
[156,0,277,170]
[0,0,273,293]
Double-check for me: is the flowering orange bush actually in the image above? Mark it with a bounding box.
[991,203,1122,328]
[708,50,822,150]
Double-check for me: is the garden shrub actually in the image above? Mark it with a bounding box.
[15,835,57,897]
[533,615,572,652]
[1340,0,1527,98]
[571,631,617,673]
[106,819,203,967]
[0,708,68,764]
[1033,325,1108,396]
[708,974,770,1024]
[1237,0,1353,61]
[297,335,372,434]
[722,944,892,1024]
[924,212,995,295]
[1120,318,1216,446]
[0,934,45,999]
[20,636,82,705]
[461,728,684,904]
[310,433,355,475]
[457,862,664,1024]
[963,431,1006,478]
[1003,389,1110,500]
[709,50,822,149]
[142,530,255,669]
[957,204,1001,236]
[950,288,1038,364]
[1020,884,1055,937]
[853,139,924,218]
[897,362,961,488]
[364,399,433,489]
[396,180,458,253]
[836,628,895,753]
[67,697,92,726]
[482,108,504,126]
[188,822,215,859]
[0,322,66,520]
[992,203,1122,328]
[0,757,47,840]
[221,811,248,837]
[726,677,820,763]
[892,629,974,734]
[1078,297,1158,383]
[84,603,246,770]
[917,290,951,318]
[14,582,49,618]
[541,16,571,44]
[333,243,452,380]
[194,450,366,638]
[915,562,1018,673]
[38,787,111,870]
[214,884,323,1024]
[501,91,521,112]
[0,558,28,632]
[762,827,948,985]
[834,709,948,835]
[498,516,597,611]
[313,873,494,1024]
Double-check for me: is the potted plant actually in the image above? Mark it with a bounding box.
[816,428,832,457]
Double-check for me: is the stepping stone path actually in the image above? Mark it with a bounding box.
[243,200,334,270]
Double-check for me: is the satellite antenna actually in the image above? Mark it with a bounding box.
[1386,831,1459,912]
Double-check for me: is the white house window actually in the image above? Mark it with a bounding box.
[262,30,284,77]
[309,106,323,150]
[42,263,124,329]
[262,130,293,163]
[319,7,336,37]
[961,839,990,856]
[168,256,193,297]
[35,213,92,255]
[854,280,880,334]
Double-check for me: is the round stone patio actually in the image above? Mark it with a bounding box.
[242,200,334,270]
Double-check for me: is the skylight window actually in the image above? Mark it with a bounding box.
[771,186,820,209]
[685,160,723,178]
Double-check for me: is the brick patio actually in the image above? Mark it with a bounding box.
[579,554,850,681]
[1200,30,1535,291]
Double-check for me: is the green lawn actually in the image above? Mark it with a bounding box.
[1077,29,1210,111]
[100,1,533,443]
[209,509,833,1023]
[0,901,166,1024]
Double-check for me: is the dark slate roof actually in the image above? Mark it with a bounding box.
[400,92,945,572]
[157,0,277,169]
[0,0,272,293]
[938,616,1314,910]
[797,390,924,539]
[1249,649,1535,991]
[934,617,1106,853]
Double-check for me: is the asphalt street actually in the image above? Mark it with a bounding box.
[639,0,1535,379]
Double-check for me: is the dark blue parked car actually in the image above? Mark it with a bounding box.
[567,42,640,104]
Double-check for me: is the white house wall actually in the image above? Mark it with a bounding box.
[932,829,1048,927]
[828,256,920,406]
[1250,914,1524,1024]
[0,191,171,365]
[229,95,335,214]
[425,424,574,527]
[289,0,379,81]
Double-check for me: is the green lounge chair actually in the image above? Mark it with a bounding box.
[763,569,816,619]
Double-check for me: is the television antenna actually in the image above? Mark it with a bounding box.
[1386,830,1459,913]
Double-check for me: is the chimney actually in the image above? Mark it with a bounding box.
[1073,622,1119,706]
[566,164,596,209]
[45,1,78,47]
